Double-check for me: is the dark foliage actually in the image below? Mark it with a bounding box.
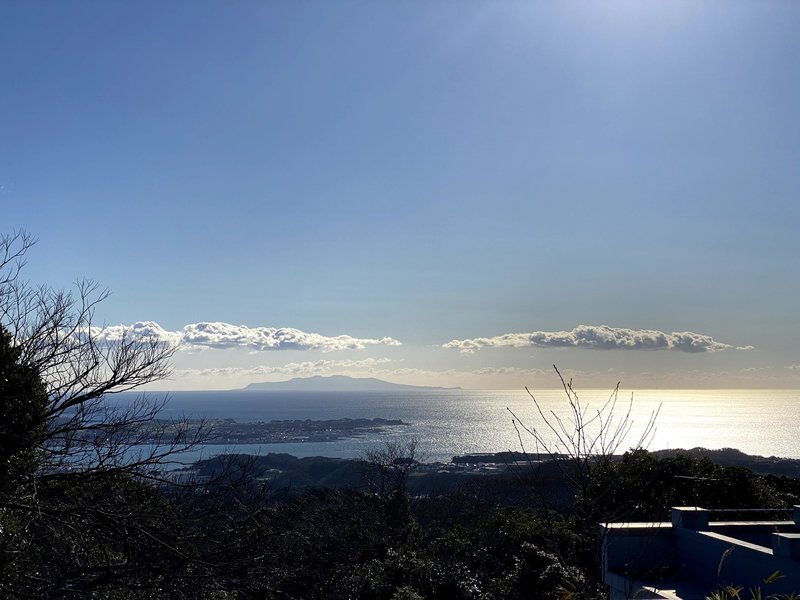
[4,232,799,598]
[0,326,48,489]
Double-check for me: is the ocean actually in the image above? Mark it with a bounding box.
[115,388,800,464]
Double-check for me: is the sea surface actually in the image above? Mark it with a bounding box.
[113,389,800,465]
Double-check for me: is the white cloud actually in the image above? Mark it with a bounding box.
[180,322,401,352]
[443,325,749,354]
[92,321,401,352]
[471,366,552,376]
[90,321,183,346]
[176,358,394,379]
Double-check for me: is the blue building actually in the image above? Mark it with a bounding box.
[602,506,800,599]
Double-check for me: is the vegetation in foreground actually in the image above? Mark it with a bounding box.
[3,231,800,599]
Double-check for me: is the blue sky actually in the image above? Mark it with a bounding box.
[3,1,799,389]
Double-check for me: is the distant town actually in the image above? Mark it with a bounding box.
[138,416,408,445]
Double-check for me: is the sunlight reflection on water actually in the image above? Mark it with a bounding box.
[116,389,800,464]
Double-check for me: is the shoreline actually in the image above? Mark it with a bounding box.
[183,446,800,480]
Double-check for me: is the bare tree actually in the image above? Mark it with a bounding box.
[510,365,660,521]
[363,437,420,497]
[0,231,217,597]
[0,232,209,478]
[507,366,661,595]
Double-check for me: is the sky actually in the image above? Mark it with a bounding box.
[2,1,799,390]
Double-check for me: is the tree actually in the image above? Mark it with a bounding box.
[510,366,660,522]
[363,438,420,497]
[0,231,213,597]
[509,366,660,593]
[0,324,48,489]
[0,232,200,476]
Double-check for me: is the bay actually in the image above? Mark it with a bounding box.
[114,389,800,464]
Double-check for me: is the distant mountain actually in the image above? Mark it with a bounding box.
[242,375,460,392]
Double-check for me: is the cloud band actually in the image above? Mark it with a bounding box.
[93,321,401,352]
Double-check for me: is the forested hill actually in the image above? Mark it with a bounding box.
[650,447,800,478]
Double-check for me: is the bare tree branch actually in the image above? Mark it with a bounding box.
[0,230,235,597]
